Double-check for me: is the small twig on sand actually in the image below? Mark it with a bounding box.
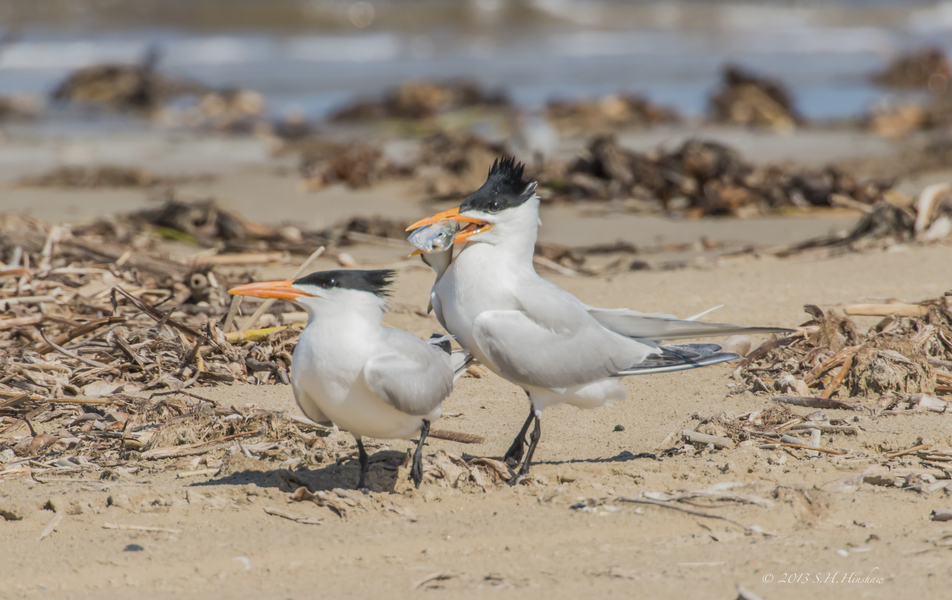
[34,315,127,354]
[103,523,181,533]
[112,286,212,344]
[38,512,63,541]
[619,494,769,534]
[410,571,457,591]
[240,246,324,331]
[36,329,117,371]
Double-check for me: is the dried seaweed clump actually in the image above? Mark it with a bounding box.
[547,135,893,216]
[51,50,204,112]
[17,165,162,189]
[872,47,951,90]
[708,65,802,130]
[740,300,952,400]
[330,79,509,121]
[545,94,680,134]
[299,140,410,189]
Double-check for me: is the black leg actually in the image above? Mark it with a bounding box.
[410,419,430,488]
[355,436,369,490]
[517,411,542,477]
[503,403,535,465]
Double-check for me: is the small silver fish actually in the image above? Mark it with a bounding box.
[408,220,458,253]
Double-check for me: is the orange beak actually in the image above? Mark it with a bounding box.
[228,280,310,301]
[406,207,493,246]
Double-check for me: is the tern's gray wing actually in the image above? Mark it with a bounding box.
[363,329,453,416]
[471,280,659,389]
[586,307,791,341]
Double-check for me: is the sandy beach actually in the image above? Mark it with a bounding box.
[4,2,952,598]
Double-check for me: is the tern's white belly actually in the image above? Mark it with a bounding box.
[291,325,438,440]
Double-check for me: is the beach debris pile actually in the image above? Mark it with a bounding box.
[708,65,801,130]
[60,197,410,257]
[545,135,894,216]
[873,46,952,90]
[330,79,509,122]
[737,298,952,407]
[544,93,680,134]
[297,139,413,189]
[51,49,204,112]
[666,297,952,476]
[15,165,212,190]
[864,46,952,137]
[0,213,318,398]
[0,388,342,483]
[777,183,952,256]
[416,131,510,198]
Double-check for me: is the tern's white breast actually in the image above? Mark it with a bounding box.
[291,317,433,440]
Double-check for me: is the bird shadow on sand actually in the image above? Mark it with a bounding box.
[189,447,669,496]
[189,450,405,493]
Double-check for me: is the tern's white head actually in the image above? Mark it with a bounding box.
[408,157,540,252]
[228,269,394,319]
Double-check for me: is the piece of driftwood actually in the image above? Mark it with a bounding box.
[803,346,860,385]
[821,354,854,399]
[681,430,733,449]
[34,315,127,354]
[427,429,485,444]
[844,303,929,317]
[773,396,862,410]
[0,314,45,330]
[192,252,285,266]
[102,522,182,533]
[884,442,933,459]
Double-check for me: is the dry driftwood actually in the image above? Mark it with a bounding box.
[845,303,929,317]
[681,429,733,449]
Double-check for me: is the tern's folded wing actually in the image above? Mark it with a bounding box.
[471,309,658,389]
[587,307,791,341]
[612,343,739,376]
[363,331,454,417]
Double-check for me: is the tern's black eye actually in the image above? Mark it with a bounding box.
[327,278,337,287]
[487,201,501,213]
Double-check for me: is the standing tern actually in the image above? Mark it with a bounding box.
[229,269,459,489]
[407,157,790,476]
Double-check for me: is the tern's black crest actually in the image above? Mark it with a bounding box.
[459,156,537,215]
[294,269,395,297]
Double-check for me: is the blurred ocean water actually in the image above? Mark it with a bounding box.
[1,0,950,121]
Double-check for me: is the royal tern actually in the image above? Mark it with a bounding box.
[408,158,789,476]
[229,269,458,489]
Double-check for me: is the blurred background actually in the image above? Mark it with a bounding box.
[2,0,951,121]
[1,0,951,266]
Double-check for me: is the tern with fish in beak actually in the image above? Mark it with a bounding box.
[229,269,466,489]
[407,157,791,478]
